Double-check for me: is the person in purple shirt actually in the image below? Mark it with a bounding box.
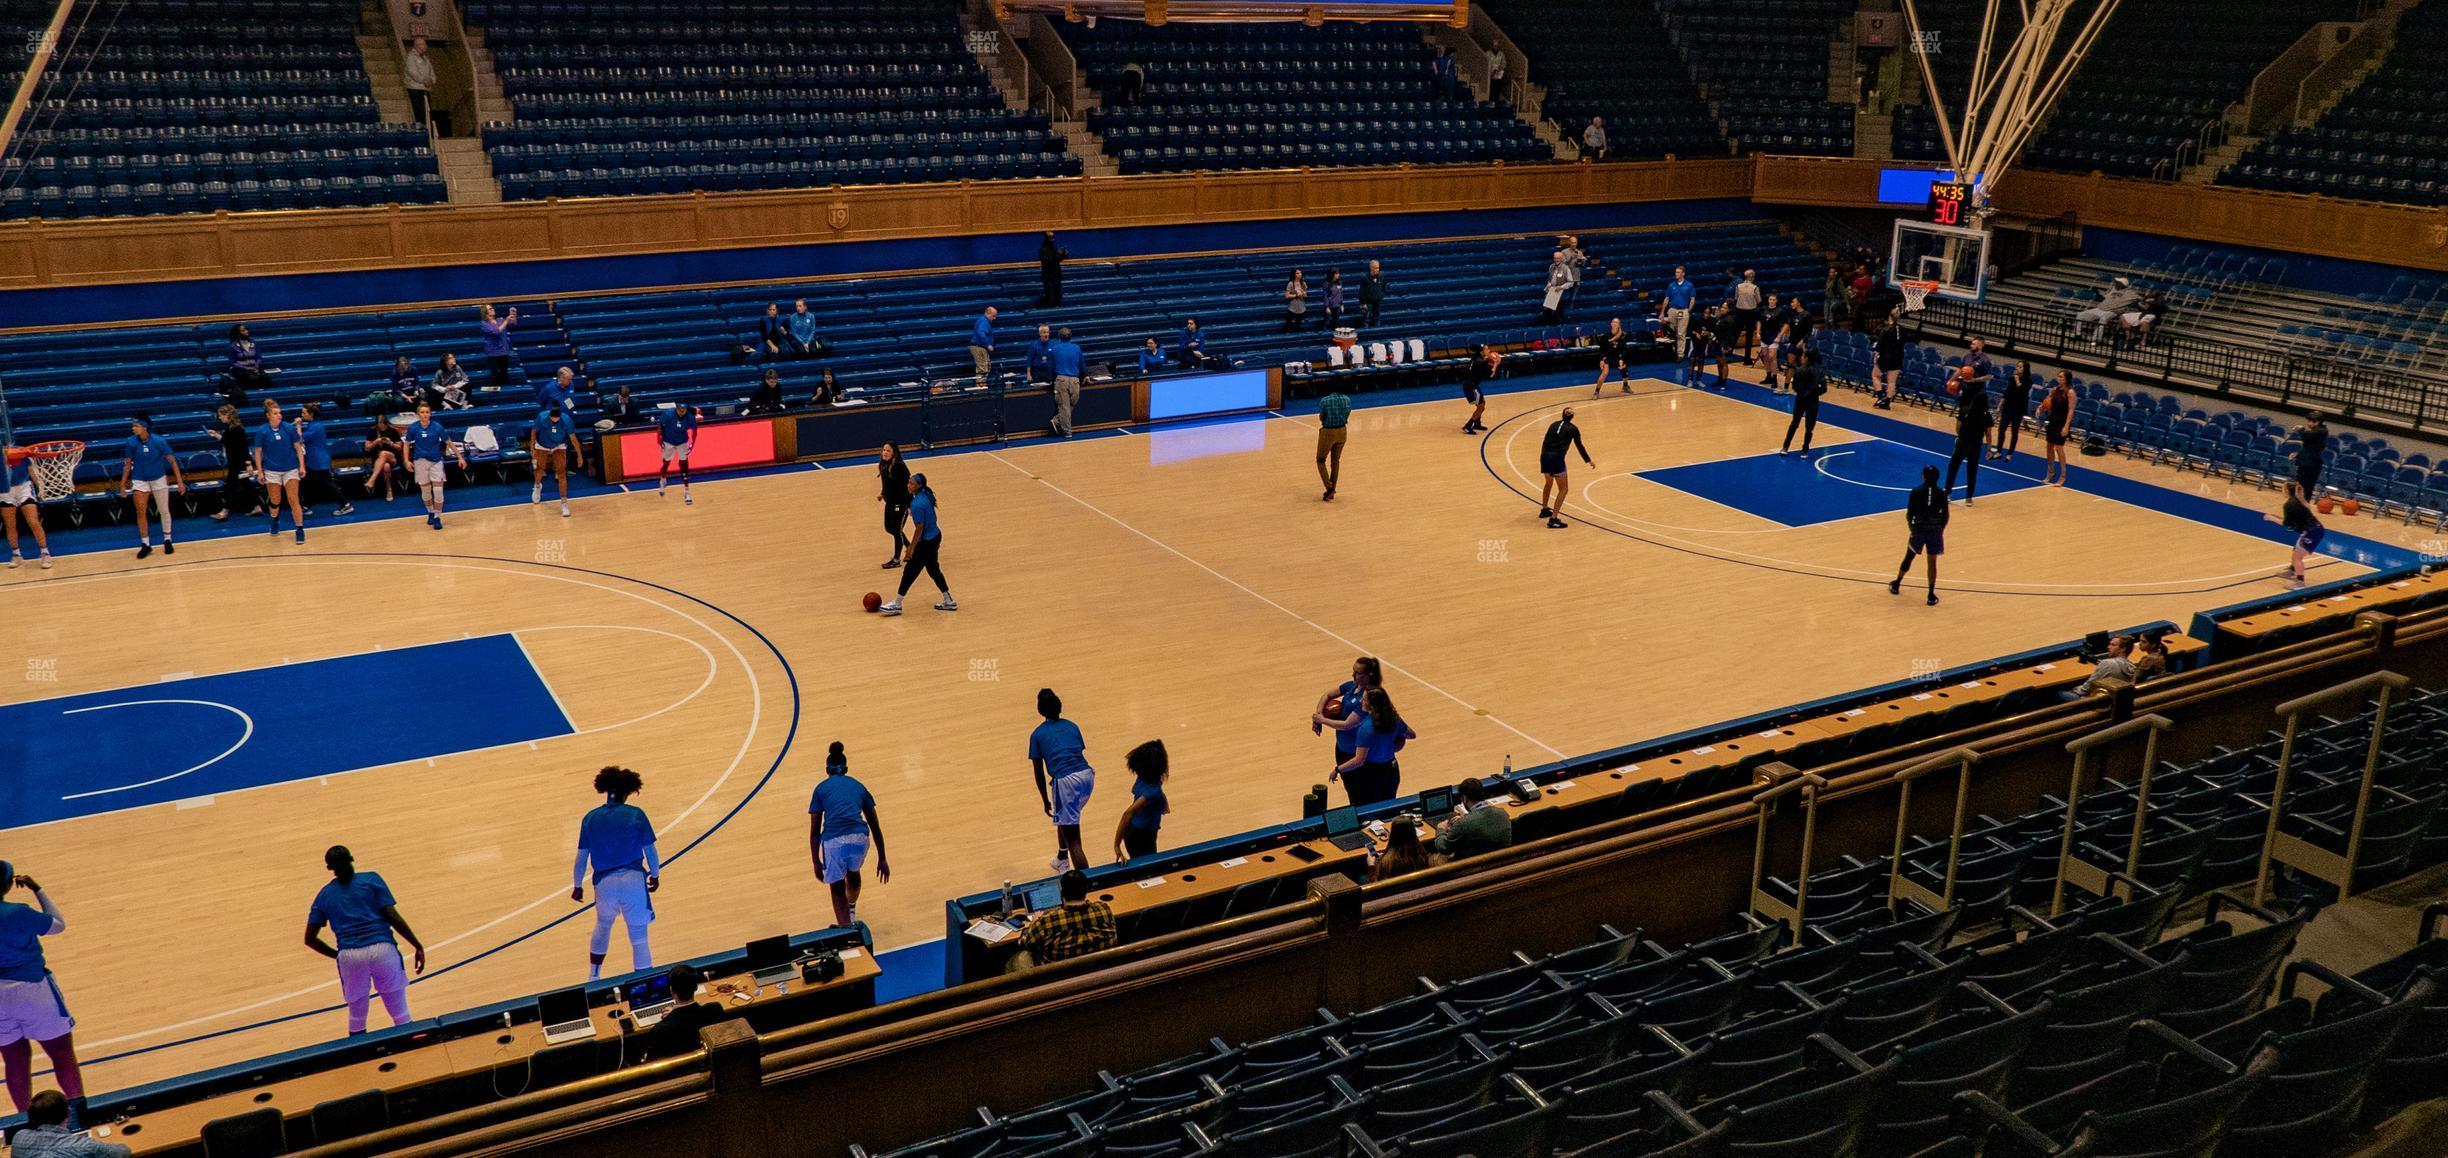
[1322,268,1347,331]
[252,398,307,544]
[479,303,519,391]
[223,322,269,405]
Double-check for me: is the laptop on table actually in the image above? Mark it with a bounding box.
[536,986,598,1045]
[745,934,798,987]
[1322,806,1369,852]
[622,973,676,1029]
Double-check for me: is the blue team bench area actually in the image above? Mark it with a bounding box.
[0,635,571,829]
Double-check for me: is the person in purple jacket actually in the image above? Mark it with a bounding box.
[223,323,270,405]
[479,303,519,392]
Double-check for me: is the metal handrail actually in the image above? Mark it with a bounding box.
[2274,669,2411,716]
[2052,713,2174,914]
[1896,745,1982,782]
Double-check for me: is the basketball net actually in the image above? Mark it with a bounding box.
[1901,281,1938,313]
[23,441,84,501]
[1898,0,2126,205]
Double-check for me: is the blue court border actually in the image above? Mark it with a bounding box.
[15,551,802,1078]
[1474,372,2403,597]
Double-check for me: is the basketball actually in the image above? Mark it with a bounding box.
[2317,497,2337,514]
[1322,693,1347,720]
[2342,498,2362,516]
[862,591,882,612]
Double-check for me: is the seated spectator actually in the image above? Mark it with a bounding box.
[812,368,841,408]
[1137,338,1172,376]
[785,300,824,359]
[1370,815,1432,883]
[758,303,791,358]
[1027,324,1055,385]
[746,368,785,415]
[389,355,424,408]
[603,383,644,425]
[362,415,406,502]
[633,964,729,1064]
[2075,278,2141,342]
[2132,631,2171,681]
[1433,778,1514,861]
[1009,869,1115,971]
[431,354,472,410]
[1179,318,1218,369]
[2121,289,2166,346]
[224,323,270,404]
[9,1089,126,1157]
[2069,634,2139,699]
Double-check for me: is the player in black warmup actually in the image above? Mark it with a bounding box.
[1782,351,1827,455]
[1989,360,2034,461]
[1591,317,1633,397]
[1536,408,1593,530]
[1891,465,1949,605]
[1942,367,1993,505]
[1461,345,1498,434]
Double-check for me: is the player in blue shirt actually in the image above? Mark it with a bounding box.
[295,401,351,520]
[119,416,186,559]
[252,399,308,543]
[303,847,425,1036]
[0,861,86,1114]
[2,442,53,570]
[1660,265,1700,358]
[1313,656,1384,774]
[529,405,585,518]
[1113,739,1170,862]
[1028,688,1096,873]
[572,766,661,980]
[879,471,952,615]
[808,741,890,928]
[655,405,700,505]
[404,401,468,530]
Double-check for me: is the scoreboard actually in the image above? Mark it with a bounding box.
[1927,181,1973,228]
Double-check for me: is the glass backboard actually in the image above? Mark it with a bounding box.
[1889,219,1991,303]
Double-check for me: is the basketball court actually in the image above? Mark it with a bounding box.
[1,363,2430,1092]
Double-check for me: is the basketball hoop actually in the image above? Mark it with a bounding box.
[1901,280,1941,313]
[19,440,85,501]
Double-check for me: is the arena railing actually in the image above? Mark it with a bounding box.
[1905,296,2448,432]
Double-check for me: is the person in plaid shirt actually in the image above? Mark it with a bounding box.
[1013,870,1116,970]
[1315,390,1353,502]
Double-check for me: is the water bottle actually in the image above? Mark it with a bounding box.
[1303,784,1329,818]
[997,879,1014,918]
[1503,754,1512,777]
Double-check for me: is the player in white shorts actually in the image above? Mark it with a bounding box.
[0,862,85,1118]
[303,846,426,1035]
[253,399,308,544]
[572,766,661,980]
[0,445,52,571]
[402,402,468,531]
[808,741,890,927]
[120,416,187,560]
[1028,688,1096,874]
[655,404,700,505]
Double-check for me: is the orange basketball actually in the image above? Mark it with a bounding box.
[862,591,882,612]
[2317,497,2336,514]
[1322,693,1347,720]
[2342,498,2362,517]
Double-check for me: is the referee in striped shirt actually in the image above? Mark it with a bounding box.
[1316,389,1352,502]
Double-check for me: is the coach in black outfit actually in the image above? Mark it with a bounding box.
[1942,370,1993,504]
[1782,351,1827,455]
